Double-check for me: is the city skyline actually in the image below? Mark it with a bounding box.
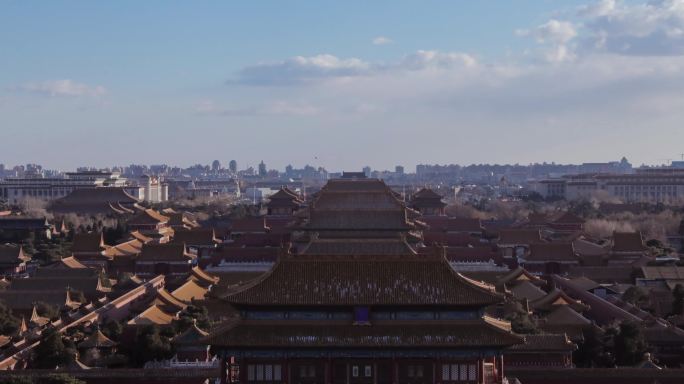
[1,154,679,175]
[3,0,684,169]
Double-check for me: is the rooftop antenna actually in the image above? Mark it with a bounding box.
[680,153,684,161]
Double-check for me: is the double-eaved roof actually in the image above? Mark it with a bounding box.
[225,254,502,307]
[50,187,139,214]
[207,318,521,348]
[303,178,413,232]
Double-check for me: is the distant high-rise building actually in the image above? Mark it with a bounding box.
[211,160,221,172]
[229,160,238,173]
[362,166,371,178]
[258,161,267,177]
[395,165,405,175]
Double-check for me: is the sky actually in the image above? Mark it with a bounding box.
[2,0,684,172]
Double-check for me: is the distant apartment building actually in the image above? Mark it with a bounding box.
[578,157,632,174]
[0,171,167,204]
[138,175,168,203]
[536,167,684,202]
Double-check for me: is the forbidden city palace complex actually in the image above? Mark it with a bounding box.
[207,176,521,384]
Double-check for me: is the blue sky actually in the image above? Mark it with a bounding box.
[2,0,684,172]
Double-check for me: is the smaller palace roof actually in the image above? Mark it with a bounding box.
[230,218,270,233]
[266,187,304,208]
[102,239,144,258]
[530,288,589,312]
[29,306,50,327]
[302,178,414,232]
[612,231,647,253]
[50,188,139,214]
[190,266,220,286]
[153,289,188,311]
[641,266,684,280]
[171,279,209,303]
[78,329,117,349]
[410,188,447,208]
[526,243,579,263]
[48,256,88,269]
[497,267,544,287]
[71,232,108,254]
[127,305,178,326]
[173,323,209,345]
[138,243,195,262]
[211,247,279,263]
[510,281,547,302]
[551,211,586,225]
[128,209,169,226]
[497,229,543,245]
[542,305,592,327]
[172,228,219,246]
[0,245,30,265]
[422,217,483,233]
[508,334,576,352]
[412,188,444,200]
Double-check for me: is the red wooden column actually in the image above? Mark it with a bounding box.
[220,355,227,384]
[477,358,484,384]
[240,358,247,384]
[283,357,289,384]
[391,358,397,384]
[325,358,331,384]
[432,360,437,384]
[497,354,504,383]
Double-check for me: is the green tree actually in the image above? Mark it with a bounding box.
[622,286,649,307]
[175,305,210,332]
[0,301,20,336]
[672,284,684,316]
[125,325,174,366]
[34,301,59,320]
[504,302,538,334]
[102,320,123,341]
[32,329,76,369]
[574,326,615,368]
[613,321,648,366]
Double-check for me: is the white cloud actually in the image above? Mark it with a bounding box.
[372,36,393,45]
[234,54,371,85]
[517,19,578,62]
[18,79,107,97]
[398,50,478,70]
[579,0,684,56]
[233,50,478,85]
[578,0,616,17]
[519,19,578,44]
[205,1,684,165]
[195,100,319,117]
